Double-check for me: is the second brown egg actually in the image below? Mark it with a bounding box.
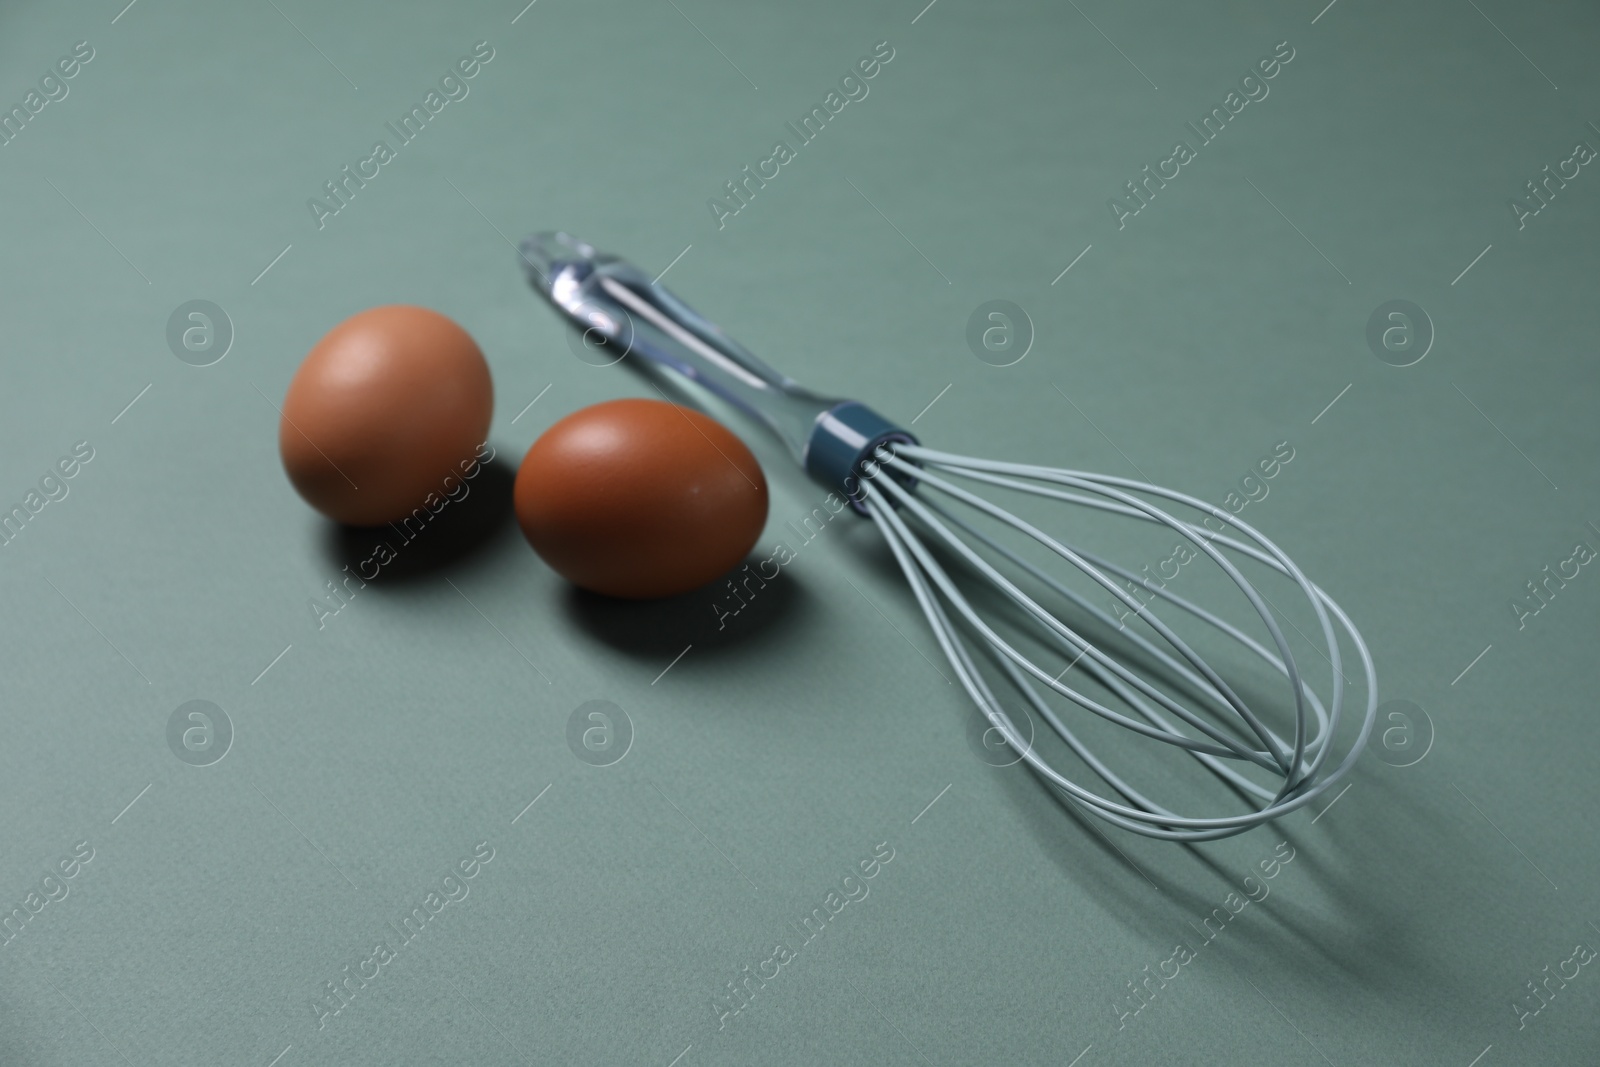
[514,398,768,599]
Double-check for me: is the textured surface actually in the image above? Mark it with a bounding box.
[0,1,1596,1064]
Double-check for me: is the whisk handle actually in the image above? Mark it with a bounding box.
[519,231,917,509]
[520,231,831,458]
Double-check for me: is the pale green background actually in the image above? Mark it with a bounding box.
[1,0,1597,1064]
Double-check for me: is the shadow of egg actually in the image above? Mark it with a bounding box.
[560,554,809,660]
[321,456,517,584]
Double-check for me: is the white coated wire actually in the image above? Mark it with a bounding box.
[857,443,1378,842]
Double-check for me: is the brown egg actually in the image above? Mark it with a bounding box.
[279,305,493,526]
[515,398,768,599]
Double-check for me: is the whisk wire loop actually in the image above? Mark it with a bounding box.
[857,443,1378,841]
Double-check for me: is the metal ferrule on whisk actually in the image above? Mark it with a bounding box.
[803,401,918,513]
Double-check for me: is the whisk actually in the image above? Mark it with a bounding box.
[519,232,1377,842]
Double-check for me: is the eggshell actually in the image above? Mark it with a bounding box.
[514,398,768,599]
[279,305,493,526]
